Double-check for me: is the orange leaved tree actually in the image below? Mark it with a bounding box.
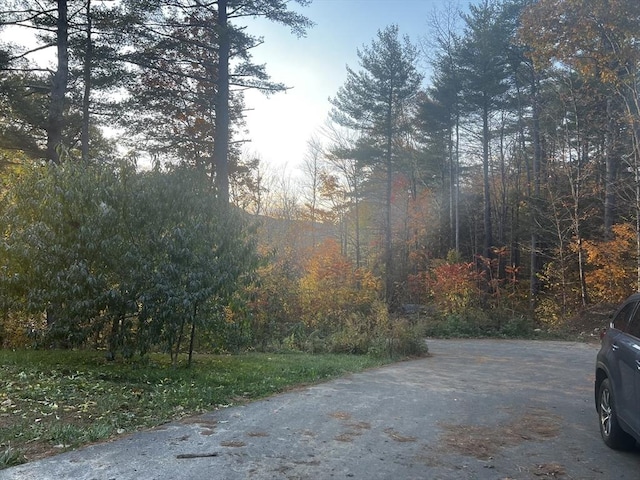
[429,261,482,315]
[299,238,385,353]
[583,223,637,303]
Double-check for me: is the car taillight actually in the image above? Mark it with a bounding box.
[600,327,607,340]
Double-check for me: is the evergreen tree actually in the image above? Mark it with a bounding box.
[417,6,463,255]
[0,1,126,163]
[457,0,512,260]
[118,0,312,201]
[330,24,422,305]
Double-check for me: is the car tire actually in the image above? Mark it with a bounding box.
[598,378,636,450]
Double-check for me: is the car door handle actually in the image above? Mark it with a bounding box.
[636,360,640,371]
[612,344,620,351]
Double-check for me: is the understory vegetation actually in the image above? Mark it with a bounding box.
[0,162,433,358]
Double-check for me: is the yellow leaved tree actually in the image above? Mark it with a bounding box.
[583,223,637,303]
[299,238,386,353]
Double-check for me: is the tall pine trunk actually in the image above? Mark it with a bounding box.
[384,94,394,306]
[530,72,542,309]
[81,0,92,164]
[213,0,230,204]
[482,98,492,260]
[47,0,69,163]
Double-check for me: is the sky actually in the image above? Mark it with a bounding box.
[240,0,461,176]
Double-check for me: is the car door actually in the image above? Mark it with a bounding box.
[621,307,640,433]
[603,299,638,424]
[613,301,640,434]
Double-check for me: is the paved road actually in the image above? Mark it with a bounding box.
[2,339,639,479]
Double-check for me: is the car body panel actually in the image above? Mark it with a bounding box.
[614,331,640,433]
[595,293,640,445]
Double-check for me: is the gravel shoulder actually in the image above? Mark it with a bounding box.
[2,339,639,479]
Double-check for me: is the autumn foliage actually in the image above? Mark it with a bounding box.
[298,239,393,354]
[300,238,380,328]
[244,237,427,355]
[583,223,637,304]
[245,246,303,350]
[430,262,480,315]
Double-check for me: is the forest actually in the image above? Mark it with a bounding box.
[1,0,639,359]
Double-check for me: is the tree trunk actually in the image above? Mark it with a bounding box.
[482,99,493,261]
[213,0,230,204]
[576,229,589,307]
[530,72,542,310]
[47,0,69,163]
[604,98,617,239]
[108,316,120,360]
[174,316,187,367]
[636,165,640,292]
[455,112,460,253]
[448,111,459,253]
[81,0,92,164]
[571,138,589,307]
[354,181,361,269]
[385,150,393,305]
[187,303,198,368]
[618,81,640,290]
[384,96,394,306]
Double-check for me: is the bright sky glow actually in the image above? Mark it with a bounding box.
[242,0,457,174]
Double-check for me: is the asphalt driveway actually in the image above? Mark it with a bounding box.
[1,339,639,479]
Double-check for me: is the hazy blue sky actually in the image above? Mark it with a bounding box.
[242,0,463,175]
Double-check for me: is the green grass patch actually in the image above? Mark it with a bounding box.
[0,350,388,468]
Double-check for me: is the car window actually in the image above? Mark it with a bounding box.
[612,301,638,332]
[628,303,640,339]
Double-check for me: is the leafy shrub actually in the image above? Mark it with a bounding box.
[327,306,428,358]
[0,312,43,348]
[242,237,430,357]
[299,238,381,332]
[326,301,388,354]
[424,312,484,338]
[376,318,429,358]
[498,315,537,337]
[0,161,257,359]
[245,247,304,351]
[429,261,483,314]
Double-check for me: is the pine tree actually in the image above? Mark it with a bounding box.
[330,25,422,306]
[116,0,312,202]
[457,0,512,260]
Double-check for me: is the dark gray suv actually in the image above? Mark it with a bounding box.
[595,293,640,449]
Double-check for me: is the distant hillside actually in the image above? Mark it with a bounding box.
[247,214,339,254]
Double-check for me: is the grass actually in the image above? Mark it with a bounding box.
[0,349,389,469]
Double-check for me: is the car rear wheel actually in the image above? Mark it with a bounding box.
[598,378,636,449]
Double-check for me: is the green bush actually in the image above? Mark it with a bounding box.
[0,161,258,359]
[424,308,537,339]
[388,319,429,357]
[498,315,537,337]
[424,313,482,338]
[255,298,428,358]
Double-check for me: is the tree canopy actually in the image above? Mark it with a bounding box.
[2,0,640,356]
